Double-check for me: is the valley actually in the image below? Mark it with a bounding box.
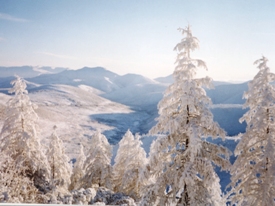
[0,66,247,157]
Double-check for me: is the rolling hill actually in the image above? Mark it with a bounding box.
[0,66,249,146]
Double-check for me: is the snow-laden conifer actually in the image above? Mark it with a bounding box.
[142,25,230,205]
[81,130,112,189]
[0,76,50,196]
[46,125,72,192]
[227,56,275,205]
[113,130,135,191]
[113,130,149,199]
[69,143,86,190]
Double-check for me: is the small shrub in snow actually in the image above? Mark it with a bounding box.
[91,187,136,206]
[35,193,50,204]
[71,188,96,205]
[0,155,39,203]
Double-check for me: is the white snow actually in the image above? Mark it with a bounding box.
[73,79,82,82]
[0,84,133,160]
[104,77,113,84]
[33,66,52,74]
[78,84,103,95]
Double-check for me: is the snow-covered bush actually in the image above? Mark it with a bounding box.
[0,151,42,203]
[91,187,136,206]
[71,187,97,204]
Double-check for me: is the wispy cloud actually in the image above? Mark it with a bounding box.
[0,12,28,22]
[39,52,78,60]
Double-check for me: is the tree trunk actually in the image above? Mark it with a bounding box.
[267,109,269,134]
[52,155,55,188]
[266,108,269,171]
[186,105,190,124]
[183,123,190,205]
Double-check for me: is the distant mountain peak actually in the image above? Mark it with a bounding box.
[0,66,66,78]
[65,67,118,77]
[80,66,106,71]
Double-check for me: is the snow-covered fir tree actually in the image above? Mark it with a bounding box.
[141,25,231,206]
[0,76,50,200]
[227,56,275,205]
[81,130,112,189]
[46,126,72,192]
[113,130,149,200]
[69,143,86,191]
[113,130,135,192]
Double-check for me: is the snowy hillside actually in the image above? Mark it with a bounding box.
[102,82,166,109]
[154,74,174,85]
[207,82,248,104]
[0,83,136,158]
[155,74,233,86]
[0,67,250,145]
[114,73,157,87]
[28,67,121,93]
[28,67,162,95]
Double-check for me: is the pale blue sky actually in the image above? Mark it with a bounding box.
[0,0,274,81]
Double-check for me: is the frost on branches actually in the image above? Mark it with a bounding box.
[0,153,38,203]
[81,130,112,189]
[46,126,72,193]
[69,143,86,191]
[0,76,50,202]
[227,56,275,206]
[142,25,230,206]
[113,130,149,200]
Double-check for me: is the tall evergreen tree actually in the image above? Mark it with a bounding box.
[0,76,50,195]
[113,130,149,199]
[141,25,230,205]
[227,56,275,205]
[46,126,72,192]
[113,130,135,192]
[81,130,112,189]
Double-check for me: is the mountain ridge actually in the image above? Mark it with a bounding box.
[0,66,66,78]
[0,66,249,142]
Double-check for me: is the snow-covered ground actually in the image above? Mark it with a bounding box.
[0,83,133,158]
[29,84,136,158]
